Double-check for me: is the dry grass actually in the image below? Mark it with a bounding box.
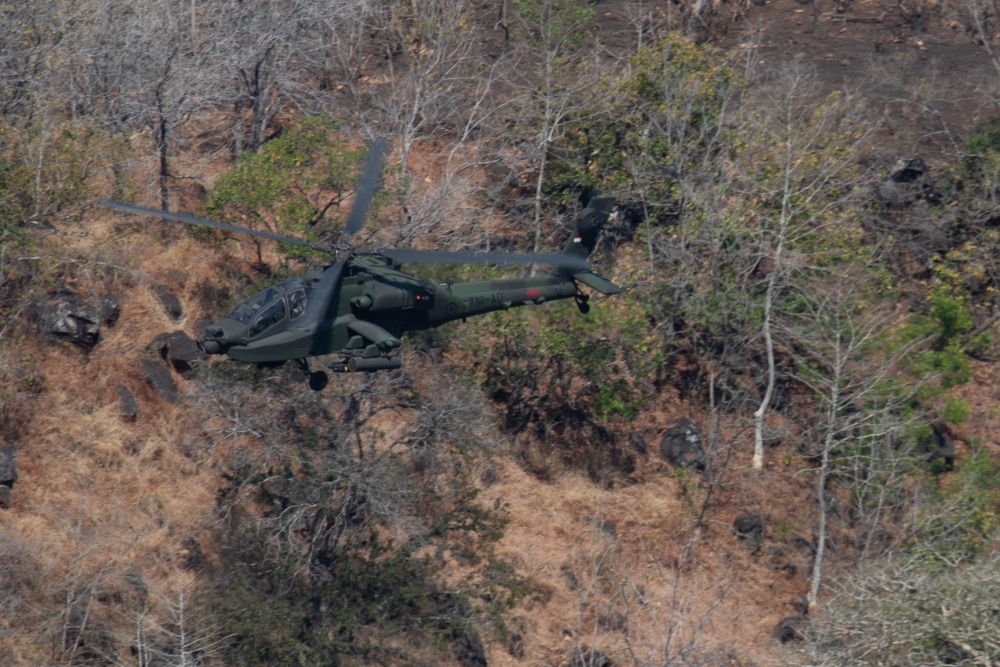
[477,451,805,665]
[0,206,236,665]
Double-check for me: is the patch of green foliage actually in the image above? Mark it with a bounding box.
[914,445,1000,564]
[205,117,372,264]
[546,35,739,214]
[898,291,973,390]
[464,293,655,484]
[940,394,970,425]
[476,295,656,425]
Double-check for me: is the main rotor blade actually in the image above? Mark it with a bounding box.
[379,247,589,270]
[342,138,389,240]
[298,260,346,331]
[99,199,325,251]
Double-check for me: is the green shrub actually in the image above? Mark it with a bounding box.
[205,117,370,265]
[940,394,970,425]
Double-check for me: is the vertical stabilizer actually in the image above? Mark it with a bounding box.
[562,195,615,260]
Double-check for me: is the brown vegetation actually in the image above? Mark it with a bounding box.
[3,1,1000,666]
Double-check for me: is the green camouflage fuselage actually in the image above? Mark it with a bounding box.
[225,258,577,363]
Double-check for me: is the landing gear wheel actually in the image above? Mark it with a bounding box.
[575,294,591,314]
[308,370,329,391]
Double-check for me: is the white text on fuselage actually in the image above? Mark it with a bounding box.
[468,292,505,309]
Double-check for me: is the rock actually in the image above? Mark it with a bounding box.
[0,445,16,486]
[0,448,17,513]
[37,293,101,348]
[658,419,707,470]
[733,513,764,552]
[791,594,809,616]
[98,294,121,326]
[150,331,206,376]
[150,332,171,358]
[888,156,927,183]
[165,332,206,376]
[141,358,178,403]
[879,156,937,208]
[775,615,808,643]
[154,285,184,320]
[117,385,138,420]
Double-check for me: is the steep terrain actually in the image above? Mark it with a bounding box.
[2,1,1000,666]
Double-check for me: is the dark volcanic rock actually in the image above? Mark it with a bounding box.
[141,358,178,403]
[150,331,205,376]
[658,418,707,470]
[37,293,101,348]
[164,332,206,376]
[98,294,121,326]
[117,385,138,420]
[0,445,17,486]
[878,156,936,208]
[733,513,765,552]
[775,615,809,643]
[154,285,184,320]
[0,445,16,510]
[150,332,171,358]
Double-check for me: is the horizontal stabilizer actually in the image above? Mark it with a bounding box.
[573,271,622,295]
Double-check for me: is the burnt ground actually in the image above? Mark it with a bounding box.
[735,0,996,155]
[583,0,999,162]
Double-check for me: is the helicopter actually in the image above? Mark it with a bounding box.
[100,140,621,391]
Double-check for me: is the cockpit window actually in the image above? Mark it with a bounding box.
[228,279,306,324]
[229,287,278,324]
[288,289,307,320]
[249,298,287,338]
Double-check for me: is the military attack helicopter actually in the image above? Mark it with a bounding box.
[100,140,621,391]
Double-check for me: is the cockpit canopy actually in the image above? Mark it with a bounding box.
[229,278,309,339]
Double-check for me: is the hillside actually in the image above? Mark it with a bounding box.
[2,1,1000,666]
